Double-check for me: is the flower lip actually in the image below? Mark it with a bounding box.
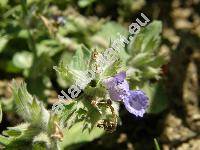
[104,71,129,101]
[114,71,126,84]
[123,90,149,117]
[104,71,126,87]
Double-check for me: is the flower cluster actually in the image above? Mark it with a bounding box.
[104,72,149,117]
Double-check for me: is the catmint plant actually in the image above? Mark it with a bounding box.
[52,21,165,134]
[0,20,166,149]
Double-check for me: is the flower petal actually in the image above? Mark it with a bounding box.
[123,90,149,117]
[104,72,130,101]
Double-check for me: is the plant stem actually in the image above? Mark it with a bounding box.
[20,0,37,55]
[154,138,161,150]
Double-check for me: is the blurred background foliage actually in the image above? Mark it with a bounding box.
[0,0,200,149]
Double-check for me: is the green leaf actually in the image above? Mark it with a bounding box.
[59,97,108,133]
[2,82,58,148]
[143,82,168,114]
[6,62,21,73]
[78,0,96,8]
[95,22,128,47]
[59,122,104,149]
[102,58,125,77]
[1,122,42,147]
[33,143,46,150]
[0,36,9,53]
[3,123,30,138]
[54,45,91,86]
[80,99,107,132]
[128,21,162,55]
[69,45,91,70]
[84,86,106,98]
[54,61,85,85]
[142,67,161,80]
[36,40,62,57]
[0,135,11,146]
[0,120,55,149]
[3,130,21,137]
[12,81,33,121]
[0,0,8,7]
[127,21,165,82]
[12,51,33,69]
[12,81,50,128]
[60,102,79,129]
[128,52,151,67]
[3,140,32,150]
[29,53,53,78]
[154,138,161,150]
[53,50,88,85]
[59,101,88,129]
[33,132,51,150]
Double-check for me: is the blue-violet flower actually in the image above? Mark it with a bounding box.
[104,72,149,117]
[123,90,149,117]
[104,72,130,101]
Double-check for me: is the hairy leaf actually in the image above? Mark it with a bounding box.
[12,51,33,69]
[12,81,50,129]
[59,122,104,149]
